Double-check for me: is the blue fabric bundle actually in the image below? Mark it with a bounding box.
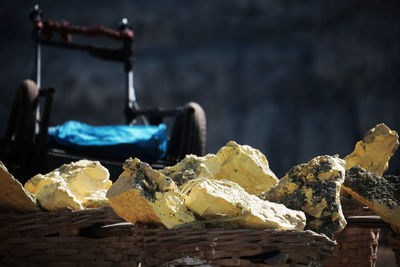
[48,120,169,160]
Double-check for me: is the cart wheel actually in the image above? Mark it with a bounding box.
[167,102,206,161]
[5,79,39,142]
[184,102,206,156]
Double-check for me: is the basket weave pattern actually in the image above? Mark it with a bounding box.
[387,230,400,267]
[0,208,337,266]
[340,197,376,217]
[0,207,124,237]
[324,227,379,267]
[132,226,336,266]
[0,235,141,266]
[324,198,380,267]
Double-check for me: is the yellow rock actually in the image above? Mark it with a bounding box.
[185,179,306,230]
[152,191,197,229]
[24,174,55,195]
[204,141,278,195]
[343,166,400,234]
[160,154,214,186]
[344,123,399,176]
[106,158,196,229]
[0,161,39,213]
[82,189,111,208]
[35,181,83,211]
[25,160,112,210]
[261,155,346,238]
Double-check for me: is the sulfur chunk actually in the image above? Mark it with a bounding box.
[160,154,214,186]
[152,191,197,229]
[82,189,111,208]
[25,160,112,210]
[343,166,400,234]
[344,123,399,176]
[24,174,55,195]
[0,161,40,213]
[204,141,278,195]
[106,158,196,229]
[260,155,346,238]
[35,181,83,211]
[185,179,306,230]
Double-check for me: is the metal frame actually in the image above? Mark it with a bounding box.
[0,5,206,182]
[30,4,150,125]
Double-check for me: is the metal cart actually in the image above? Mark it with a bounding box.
[0,5,206,182]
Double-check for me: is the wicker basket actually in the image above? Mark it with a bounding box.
[323,197,380,267]
[340,197,376,217]
[387,230,400,266]
[129,225,336,266]
[0,207,337,266]
[0,206,124,237]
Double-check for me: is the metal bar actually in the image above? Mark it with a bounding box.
[38,88,55,137]
[41,19,133,42]
[33,34,41,136]
[30,4,42,88]
[34,36,41,89]
[30,5,42,136]
[33,87,55,172]
[125,69,148,125]
[127,70,137,106]
[39,38,126,63]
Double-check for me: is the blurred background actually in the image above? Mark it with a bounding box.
[0,0,399,179]
[0,1,399,265]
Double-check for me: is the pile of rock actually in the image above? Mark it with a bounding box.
[0,123,399,239]
[106,123,400,238]
[0,159,112,213]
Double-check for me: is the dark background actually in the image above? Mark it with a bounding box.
[1,1,399,178]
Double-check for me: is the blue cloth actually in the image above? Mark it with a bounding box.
[48,120,169,160]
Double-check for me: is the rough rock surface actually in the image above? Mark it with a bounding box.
[160,154,214,186]
[343,166,400,234]
[0,161,39,213]
[344,123,399,176]
[82,189,111,208]
[204,141,278,195]
[185,179,306,230]
[260,155,346,238]
[24,160,111,210]
[106,158,196,229]
[35,181,84,211]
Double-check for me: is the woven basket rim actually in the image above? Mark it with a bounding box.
[0,206,124,236]
[127,224,337,265]
[0,207,337,265]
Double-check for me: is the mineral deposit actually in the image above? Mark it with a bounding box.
[186,179,306,230]
[25,160,111,210]
[160,154,213,186]
[343,166,400,234]
[204,141,278,195]
[260,155,346,238]
[106,158,196,229]
[344,123,399,176]
[0,161,39,212]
